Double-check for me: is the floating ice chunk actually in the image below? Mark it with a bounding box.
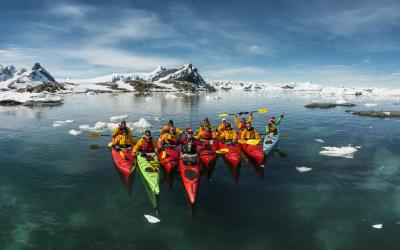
[368,126,373,129]
[336,99,346,104]
[364,103,377,108]
[314,138,325,143]
[144,214,160,223]
[383,112,391,116]
[205,95,222,100]
[68,129,81,136]
[372,224,382,229]
[86,91,96,95]
[154,117,161,121]
[379,165,385,170]
[110,115,128,122]
[132,118,152,128]
[355,146,362,149]
[79,125,91,130]
[94,121,118,130]
[165,93,177,99]
[145,97,152,102]
[319,145,358,158]
[296,166,312,172]
[53,120,74,127]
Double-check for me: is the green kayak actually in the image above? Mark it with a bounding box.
[136,153,160,210]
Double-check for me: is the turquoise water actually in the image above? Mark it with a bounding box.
[1,92,400,249]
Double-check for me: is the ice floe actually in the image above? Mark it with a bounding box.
[132,118,152,128]
[68,129,81,136]
[110,115,128,122]
[296,166,312,172]
[145,97,153,102]
[53,123,62,128]
[314,138,325,143]
[372,224,382,229]
[364,103,377,108]
[53,120,73,127]
[78,122,119,131]
[144,214,160,223]
[335,99,347,104]
[319,145,358,158]
[0,91,63,105]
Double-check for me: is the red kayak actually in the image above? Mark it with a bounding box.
[219,142,242,168]
[179,152,201,204]
[197,140,219,169]
[111,148,136,177]
[158,146,180,186]
[241,143,265,166]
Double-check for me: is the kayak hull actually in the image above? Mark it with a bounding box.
[137,153,160,209]
[158,146,180,186]
[197,140,219,169]
[111,148,136,177]
[263,133,280,155]
[241,143,265,165]
[219,142,242,168]
[179,153,201,204]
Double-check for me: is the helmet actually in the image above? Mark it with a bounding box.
[222,118,226,122]
[144,129,151,135]
[204,117,209,122]
[168,120,174,125]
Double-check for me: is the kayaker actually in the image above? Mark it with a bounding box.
[267,113,284,135]
[220,123,238,143]
[112,129,135,150]
[241,122,260,140]
[197,117,214,134]
[112,120,132,138]
[132,129,157,155]
[179,128,199,164]
[158,127,180,149]
[160,120,184,135]
[196,125,216,140]
[217,118,227,132]
[234,112,253,134]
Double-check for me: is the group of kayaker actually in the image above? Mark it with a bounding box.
[110,112,284,156]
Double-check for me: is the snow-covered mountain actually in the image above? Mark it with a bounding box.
[0,63,59,91]
[62,63,213,92]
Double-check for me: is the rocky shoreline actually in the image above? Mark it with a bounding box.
[305,102,356,109]
[345,110,400,118]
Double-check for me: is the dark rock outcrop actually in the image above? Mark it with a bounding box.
[345,110,400,118]
[305,102,356,109]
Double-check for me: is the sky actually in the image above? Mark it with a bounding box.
[0,0,400,87]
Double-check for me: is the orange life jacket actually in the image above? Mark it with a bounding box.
[141,138,155,153]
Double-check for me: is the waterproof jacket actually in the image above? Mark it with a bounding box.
[132,137,156,153]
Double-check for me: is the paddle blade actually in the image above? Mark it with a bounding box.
[107,142,113,148]
[238,139,246,144]
[89,144,100,150]
[216,148,230,154]
[88,133,101,139]
[257,108,269,114]
[246,139,260,145]
[218,113,229,117]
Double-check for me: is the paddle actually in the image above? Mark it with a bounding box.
[260,133,288,137]
[162,147,230,160]
[218,108,269,117]
[88,132,136,139]
[238,139,260,145]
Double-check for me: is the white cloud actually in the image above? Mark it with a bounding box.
[203,66,268,79]
[51,3,89,17]
[64,47,181,70]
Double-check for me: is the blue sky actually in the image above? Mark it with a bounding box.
[1,0,400,87]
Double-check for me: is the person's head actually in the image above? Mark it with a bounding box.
[241,117,246,122]
[203,117,209,124]
[226,123,233,130]
[222,118,226,124]
[120,120,127,128]
[246,122,252,129]
[144,129,151,138]
[186,128,194,138]
[168,120,174,126]
[169,127,176,134]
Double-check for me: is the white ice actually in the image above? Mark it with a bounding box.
[144,214,160,223]
[364,103,377,107]
[132,118,152,128]
[372,224,382,229]
[314,138,325,143]
[165,93,177,99]
[296,166,312,172]
[68,129,82,136]
[319,145,358,158]
[335,99,347,104]
[110,115,128,122]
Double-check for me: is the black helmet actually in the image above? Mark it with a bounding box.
[168,120,174,125]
